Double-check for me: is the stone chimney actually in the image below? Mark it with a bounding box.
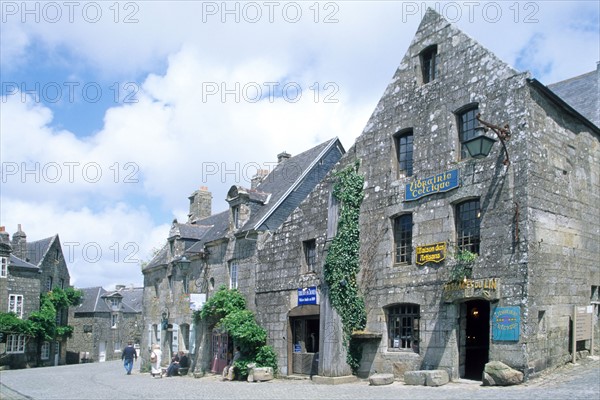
[11,224,27,261]
[251,169,269,190]
[188,186,212,223]
[0,226,11,257]
[277,151,291,164]
[115,284,126,291]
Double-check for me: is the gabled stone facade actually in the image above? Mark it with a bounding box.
[0,225,73,368]
[140,138,345,373]
[254,9,599,381]
[67,286,143,363]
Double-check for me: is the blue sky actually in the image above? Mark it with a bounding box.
[1,1,599,289]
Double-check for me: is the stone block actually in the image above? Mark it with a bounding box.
[425,370,449,386]
[403,371,426,385]
[482,361,524,386]
[369,373,394,386]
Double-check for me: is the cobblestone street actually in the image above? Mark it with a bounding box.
[1,357,598,400]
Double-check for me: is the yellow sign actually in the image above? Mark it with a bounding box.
[443,278,498,292]
[416,242,446,265]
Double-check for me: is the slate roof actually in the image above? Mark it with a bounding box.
[9,254,39,270]
[244,137,340,230]
[26,236,56,265]
[74,286,143,314]
[548,65,600,128]
[169,223,212,240]
[145,244,169,270]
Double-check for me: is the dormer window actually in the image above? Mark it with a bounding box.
[420,45,437,84]
[110,298,121,308]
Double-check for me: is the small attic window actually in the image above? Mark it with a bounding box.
[420,45,437,84]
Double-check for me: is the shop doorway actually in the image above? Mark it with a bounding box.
[461,299,490,380]
[210,330,232,374]
[287,305,320,376]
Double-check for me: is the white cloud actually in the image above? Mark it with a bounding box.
[1,0,598,289]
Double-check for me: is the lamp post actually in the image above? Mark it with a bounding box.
[463,114,512,166]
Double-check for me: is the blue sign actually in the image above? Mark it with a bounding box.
[298,287,317,305]
[405,169,460,201]
[294,344,302,353]
[492,306,520,341]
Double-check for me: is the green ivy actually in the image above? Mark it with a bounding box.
[449,249,477,282]
[195,286,278,375]
[323,160,366,374]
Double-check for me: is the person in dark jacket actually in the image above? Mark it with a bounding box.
[121,342,138,375]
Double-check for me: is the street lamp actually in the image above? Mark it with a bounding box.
[177,256,191,273]
[463,114,512,166]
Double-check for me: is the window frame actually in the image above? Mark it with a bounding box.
[394,130,414,178]
[0,256,7,278]
[386,303,420,352]
[232,206,240,229]
[8,294,23,318]
[6,334,26,354]
[456,199,481,255]
[457,105,480,160]
[46,276,53,292]
[111,313,118,329]
[420,45,438,84]
[229,262,238,290]
[393,214,413,264]
[41,341,50,360]
[303,239,317,272]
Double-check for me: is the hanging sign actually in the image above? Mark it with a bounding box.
[492,306,520,341]
[405,169,460,201]
[416,242,446,265]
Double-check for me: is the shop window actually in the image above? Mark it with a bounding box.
[387,304,420,352]
[457,106,480,159]
[456,199,481,254]
[395,130,414,177]
[393,214,413,264]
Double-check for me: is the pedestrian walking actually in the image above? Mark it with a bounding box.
[121,342,137,375]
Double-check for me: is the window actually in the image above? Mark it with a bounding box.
[395,130,414,177]
[46,276,53,292]
[114,341,122,352]
[0,256,7,278]
[456,199,481,254]
[41,342,50,360]
[83,324,93,333]
[182,274,189,294]
[232,206,240,229]
[326,191,340,239]
[6,334,26,353]
[55,249,60,261]
[420,45,437,83]
[56,309,63,325]
[168,275,173,294]
[393,215,413,264]
[229,262,238,289]
[387,304,420,352]
[303,239,317,272]
[59,278,65,289]
[8,294,23,318]
[110,298,120,308]
[458,106,480,159]
[111,313,118,328]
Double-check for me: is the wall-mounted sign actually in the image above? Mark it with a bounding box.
[443,278,499,303]
[189,293,206,311]
[298,287,317,306]
[416,242,446,265]
[492,306,520,341]
[405,169,460,201]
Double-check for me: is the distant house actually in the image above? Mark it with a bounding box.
[141,138,345,373]
[67,285,143,363]
[0,225,72,368]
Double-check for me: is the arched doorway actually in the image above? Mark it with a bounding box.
[461,299,490,380]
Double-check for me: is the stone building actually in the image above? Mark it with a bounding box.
[67,285,143,363]
[254,9,599,382]
[0,225,73,368]
[140,138,345,373]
